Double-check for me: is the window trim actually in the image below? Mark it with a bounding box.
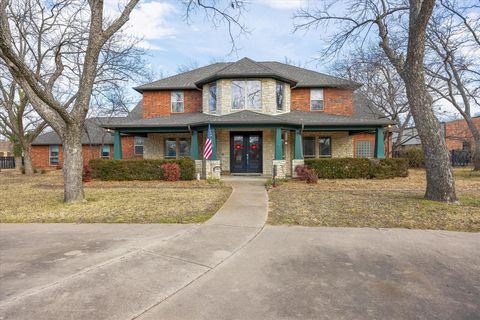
[49,145,59,166]
[319,136,332,157]
[134,136,144,156]
[310,88,324,111]
[303,137,316,158]
[231,80,262,110]
[101,144,110,159]
[276,82,285,111]
[164,137,192,159]
[171,91,185,113]
[209,83,217,112]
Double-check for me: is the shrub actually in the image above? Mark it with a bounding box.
[395,148,424,168]
[305,158,373,179]
[89,158,196,181]
[82,165,92,182]
[304,158,408,179]
[295,165,318,183]
[161,163,181,181]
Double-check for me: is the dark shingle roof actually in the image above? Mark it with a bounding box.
[103,110,393,129]
[33,118,116,145]
[135,57,359,91]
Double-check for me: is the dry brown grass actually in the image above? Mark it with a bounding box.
[0,171,231,223]
[268,168,480,232]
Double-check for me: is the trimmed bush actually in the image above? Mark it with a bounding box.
[395,148,425,168]
[89,158,196,181]
[304,158,408,179]
[161,163,181,181]
[295,165,318,183]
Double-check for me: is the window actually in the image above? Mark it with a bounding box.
[179,138,191,157]
[276,82,285,111]
[303,137,315,158]
[231,80,261,109]
[101,145,110,159]
[463,141,472,151]
[319,137,331,157]
[171,91,184,112]
[310,89,324,111]
[134,137,144,155]
[355,141,373,158]
[165,139,177,158]
[209,83,217,112]
[49,145,59,165]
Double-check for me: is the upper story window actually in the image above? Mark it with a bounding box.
[134,137,144,155]
[231,80,261,110]
[310,89,324,111]
[276,82,285,111]
[49,145,59,165]
[209,83,217,112]
[171,91,184,113]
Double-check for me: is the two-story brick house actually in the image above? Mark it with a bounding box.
[104,58,393,178]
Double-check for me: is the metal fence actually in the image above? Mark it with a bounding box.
[0,156,15,169]
[450,150,471,167]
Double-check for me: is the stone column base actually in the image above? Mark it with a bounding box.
[194,160,203,179]
[272,160,287,179]
[203,160,221,179]
[291,159,305,178]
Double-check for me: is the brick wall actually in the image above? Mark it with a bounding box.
[121,136,143,159]
[31,144,114,169]
[444,117,480,151]
[291,88,354,116]
[143,89,202,119]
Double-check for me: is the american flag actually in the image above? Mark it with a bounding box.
[203,124,213,160]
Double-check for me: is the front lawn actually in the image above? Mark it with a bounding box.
[268,168,480,232]
[0,171,231,223]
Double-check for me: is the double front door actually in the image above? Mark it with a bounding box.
[230,132,262,174]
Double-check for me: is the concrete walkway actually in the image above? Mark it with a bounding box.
[0,177,268,320]
[1,178,479,319]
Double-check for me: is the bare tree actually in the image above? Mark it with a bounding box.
[0,0,140,202]
[294,0,457,202]
[333,46,412,151]
[426,0,480,170]
[0,77,46,174]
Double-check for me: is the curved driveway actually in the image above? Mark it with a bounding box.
[1,178,479,319]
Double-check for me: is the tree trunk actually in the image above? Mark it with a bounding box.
[63,127,85,203]
[463,118,480,171]
[14,156,22,172]
[22,144,34,175]
[403,0,457,202]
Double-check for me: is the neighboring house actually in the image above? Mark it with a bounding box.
[31,117,144,169]
[104,57,393,177]
[394,116,480,153]
[0,140,13,157]
[444,116,480,152]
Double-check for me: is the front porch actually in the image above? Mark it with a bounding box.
[112,124,387,179]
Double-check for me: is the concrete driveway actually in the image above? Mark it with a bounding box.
[1,178,479,319]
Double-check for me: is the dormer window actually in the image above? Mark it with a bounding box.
[276,82,285,111]
[231,80,261,110]
[209,83,217,112]
[171,91,184,113]
[310,89,324,111]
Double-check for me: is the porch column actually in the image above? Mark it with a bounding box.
[275,127,283,160]
[210,127,218,160]
[191,129,199,160]
[374,127,385,159]
[294,129,303,159]
[113,130,122,160]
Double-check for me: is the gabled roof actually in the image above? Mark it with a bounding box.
[32,118,117,145]
[135,57,360,92]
